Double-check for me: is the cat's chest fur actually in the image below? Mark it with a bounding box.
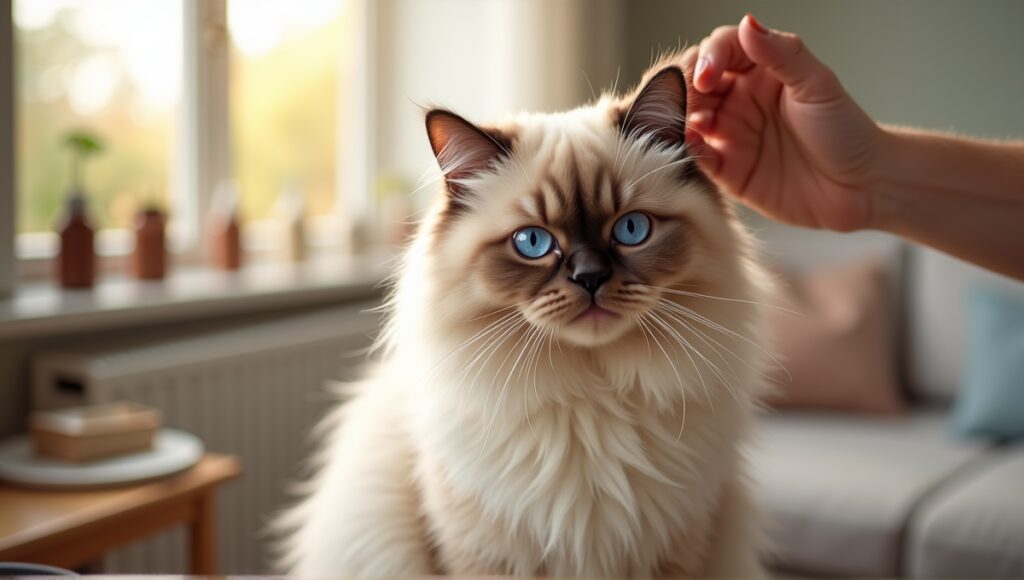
[408,357,747,576]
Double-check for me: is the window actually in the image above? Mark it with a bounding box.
[14,0,183,236]
[228,0,346,222]
[9,0,370,268]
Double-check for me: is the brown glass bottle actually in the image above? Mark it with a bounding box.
[210,214,242,271]
[133,208,167,280]
[56,195,96,289]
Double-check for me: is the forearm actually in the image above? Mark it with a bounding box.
[871,127,1024,280]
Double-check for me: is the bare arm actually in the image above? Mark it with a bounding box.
[876,128,1024,280]
[686,14,1024,280]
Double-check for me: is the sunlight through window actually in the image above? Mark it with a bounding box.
[14,0,183,234]
[228,0,347,222]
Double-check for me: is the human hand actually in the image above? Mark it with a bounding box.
[684,14,885,232]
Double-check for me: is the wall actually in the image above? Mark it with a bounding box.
[624,0,1024,138]
[374,0,623,198]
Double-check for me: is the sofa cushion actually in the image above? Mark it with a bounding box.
[907,247,1024,403]
[953,287,1024,440]
[751,410,987,576]
[907,446,1024,578]
[767,258,906,414]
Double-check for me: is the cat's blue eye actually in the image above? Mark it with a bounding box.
[612,212,651,246]
[512,227,554,259]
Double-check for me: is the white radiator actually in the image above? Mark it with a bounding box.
[30,302,380,574]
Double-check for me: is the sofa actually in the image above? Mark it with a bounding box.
[749,223,1024,578]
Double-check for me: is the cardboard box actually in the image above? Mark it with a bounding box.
[30,402,162,463]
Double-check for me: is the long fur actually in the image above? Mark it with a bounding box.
[274,55,773,577]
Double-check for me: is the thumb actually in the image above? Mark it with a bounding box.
[738,14,845,104]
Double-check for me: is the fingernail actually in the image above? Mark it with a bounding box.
[695,57,710,80]
[747,13,770,35]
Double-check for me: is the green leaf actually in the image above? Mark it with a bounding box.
[63,129,105,156]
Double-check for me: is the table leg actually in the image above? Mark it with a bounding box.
[190,491,217,574]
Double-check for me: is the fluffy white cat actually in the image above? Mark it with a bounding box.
[276,54,772,577]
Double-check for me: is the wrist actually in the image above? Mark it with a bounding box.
[867,125,914,233]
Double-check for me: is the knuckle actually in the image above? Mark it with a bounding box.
[787,34,806,57]
[711,25,737,40]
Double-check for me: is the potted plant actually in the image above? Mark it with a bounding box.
[56,129,105,289]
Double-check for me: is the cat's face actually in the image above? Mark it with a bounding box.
[423,64,739,348]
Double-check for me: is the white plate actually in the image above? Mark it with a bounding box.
[0,429,204,489]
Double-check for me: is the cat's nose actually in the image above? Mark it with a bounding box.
[568,249,611,294]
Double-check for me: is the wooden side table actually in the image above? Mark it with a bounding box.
[0,453,241,574]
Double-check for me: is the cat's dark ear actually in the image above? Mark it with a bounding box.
[619,66,687,148]
[426,109,509,199]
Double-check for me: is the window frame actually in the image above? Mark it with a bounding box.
[5,0,377,283]
[179,0,230,261]
[1,0,13,297]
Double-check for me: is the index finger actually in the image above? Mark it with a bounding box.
[694,24,754,93]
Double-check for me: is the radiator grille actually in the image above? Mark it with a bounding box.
[31,303,379,573]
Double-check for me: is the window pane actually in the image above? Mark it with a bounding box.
[14,0,183,235]
[228,0,345,221]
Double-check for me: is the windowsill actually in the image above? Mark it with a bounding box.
[0,253,392,341]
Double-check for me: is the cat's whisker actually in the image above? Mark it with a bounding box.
[654,306,732,392]
[446,317,526,435]
[428,311,523,382]
[460,299,535,323]
[523,327,546,439]
[546,325,557,371]
[463,318,530,423]
[658,304,756,382]
[658,299,791,381]
[612,97,641,173]
[658,307,740,385]
[632,314,653,361]
[650,285,804,317]
[461,322,522,436]
[463,318,527,386]
[525,326,552,437]
[581,68,597,102]
[615,133,648,176]
[481,324,537,427]
[639,313,688,440]
[647,310,713,410]
[636,313,686,412]
[527,327,547,397]
[482,325,541,451]
[653,305,740,407]
[624,157,692,192]
[440,309,521,360]
[406,176,444,200]
[655,304,738,376]
[452,317,528,400]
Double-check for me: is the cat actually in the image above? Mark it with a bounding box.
[275,53,772,577]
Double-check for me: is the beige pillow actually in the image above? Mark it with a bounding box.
[767,259,906,414]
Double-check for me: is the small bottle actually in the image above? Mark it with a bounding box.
[132,207,168,280]
[208,181,242,271]
[273,181,307,263]
[56,193,96,289]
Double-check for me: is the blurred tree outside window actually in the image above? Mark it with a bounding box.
[14,0,183,235]
[14,0,351,257]
[228,0,347,222]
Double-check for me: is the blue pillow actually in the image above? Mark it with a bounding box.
[953,286,1024,440]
